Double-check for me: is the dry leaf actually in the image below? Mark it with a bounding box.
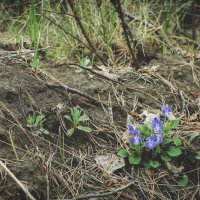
[145,168,155,176]
[149,64,160,71]
[97,65,119,80]
[56,103,65,112]
[95,154,125,174]
[97,127,110,132]
[166,162,184,176]
[121,130,130,144]
[140,110,159,123]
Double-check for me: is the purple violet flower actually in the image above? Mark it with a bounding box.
[145,135,157,150]
[152,117,163,134]
[128,124,142,145]
[161,105,172,118]
[128,124,135,134]
[154,133,163,145]
[129,135,142,145]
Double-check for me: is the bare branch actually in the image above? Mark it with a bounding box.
[65,181,135,200]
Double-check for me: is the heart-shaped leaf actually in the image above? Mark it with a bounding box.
[161,153,172,162]
[167,146,182,157]
[162,138,173,145]
[149,160,160,168]
[173,136,182,146]
[128,153,141,165]
[169,119,179,129]
[163,129,172,134]
[117,149,128,158]
[178,175,189,186]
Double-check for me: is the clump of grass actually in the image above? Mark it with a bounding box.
[1,0,197,63]
[29,0,42,70]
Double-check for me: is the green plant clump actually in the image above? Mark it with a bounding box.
[118,106,182,167]
[64,107,92,137]
[26,112,49,135]
[117,105,196,185]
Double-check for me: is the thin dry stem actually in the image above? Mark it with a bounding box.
[0,160,36,200]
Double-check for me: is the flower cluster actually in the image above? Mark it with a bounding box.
[128,124,142,145]
[129,106,172,150]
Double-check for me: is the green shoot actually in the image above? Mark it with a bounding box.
[64,107,92,137]
[26,113,49,136]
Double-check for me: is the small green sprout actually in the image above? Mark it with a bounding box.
[27,113,45,128]
[26,113,49,135]
[79,57,91,68]
[64,107,92,137]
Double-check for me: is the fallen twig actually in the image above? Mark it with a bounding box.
[66,63,123,85]
[0,101,35,145]
[46,82,107,106]
[65,181,135,200]
[0,48,48,60]
[0,160,36,200]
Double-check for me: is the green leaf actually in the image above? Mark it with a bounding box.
[195,155,200,160]
[37,128,49,135]
[82,58,90,67]
[178,175,189,186]
[196,151,200,156]
[27,113,36,127]
[145,122,153,130]
[35,115,45,126]
[67,128,75,137]
[27,114,34,124]
[128,153,141,165]
[167,146,182,157]
[64,115,73,122]
[173,136,182,146]
[162,138,173,145]
[77,114,90,123]
[142,160,151,168]
[195,151,200,159]
[189,132,200,143]
[163,121,170,129]
[71,107,82,123]
[26,113,45,128]
[149,160,160,168]
[161,153,172,162]
[129,143,136,150]
[169,119,179,129]
[117,149,128,158]
[137,124,151,136]
[71,107,82,125]
[27,119,34,127]
[77,125,92,133]
[163,129,172,134]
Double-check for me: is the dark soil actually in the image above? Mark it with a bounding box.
[0,46,200,199]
